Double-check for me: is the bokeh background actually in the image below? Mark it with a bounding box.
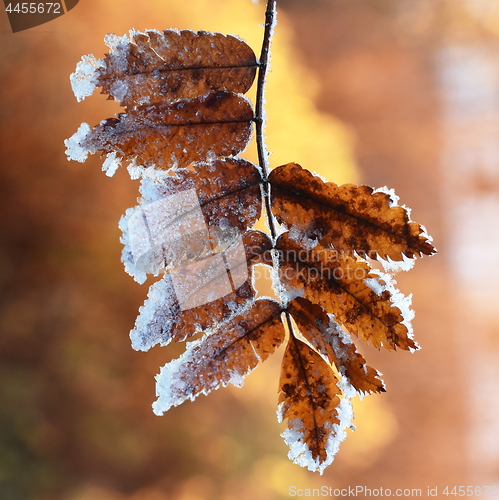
[1,0,499,498]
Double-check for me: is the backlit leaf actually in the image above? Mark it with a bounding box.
[130,230,272,351]
[95,29,258,107]
[120,157,263,281]
[138,157,263,232]
[269,162,435,261]
[278,335,350,474]
[153,299,285,413]
[276,233,417,351]
[288,297,385,394]
[66,91,254,172]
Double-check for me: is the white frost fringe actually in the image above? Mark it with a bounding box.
[70,55,105,102]
[64,123,91,163]
[153,333,253,416]
[364,269,417,351]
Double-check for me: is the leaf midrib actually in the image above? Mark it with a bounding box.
[213,303,283,360]
[103,63,259,79]
[272,183,413,249]
[282,257,402,342]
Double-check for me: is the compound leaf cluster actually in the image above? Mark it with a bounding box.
[66,18,435,474]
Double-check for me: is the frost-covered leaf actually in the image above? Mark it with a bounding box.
[71,29,258,107]
[278,335,351,474]
[130,230,272,351]
[65,91,253,172]
[277,233,416,351]
[269,163,436,261]
[288,297,385,394]
[153,299,285,413]
[120,158,263,280]
[102,30,257,106]
[139,157,263,231]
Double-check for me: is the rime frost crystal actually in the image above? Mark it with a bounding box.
[170,254,233,311]
[70,55,105,102]
[102,152,121,177]
[153,299,285,415]
[279,394,354,475]
[130,276,179,351]
[64,123,91,163]
[127,188,207,274]
[123,183,253,311]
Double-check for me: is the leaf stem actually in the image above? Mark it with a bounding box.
[285,310,298,340]
[256,0,292,318]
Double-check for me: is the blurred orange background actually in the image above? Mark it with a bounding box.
[1,0,499,498]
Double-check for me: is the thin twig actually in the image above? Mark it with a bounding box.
[256,0,294,335]
[256,0,278,242]
[256,0,276,178]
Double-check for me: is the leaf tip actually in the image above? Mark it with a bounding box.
[65,123,91,162]
[103,32,131,52]
[70,55,105,102]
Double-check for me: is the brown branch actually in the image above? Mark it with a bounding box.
[256,0,278,242]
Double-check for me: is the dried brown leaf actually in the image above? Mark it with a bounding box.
[288,297,385,394]
[276,233,416,350]
[141,157,263,232]
[269,163,435,261]
[171,230,273,342]
[120,158,264,281]
[70,91,253,171]
[130,230,273,351]
[97,30,258,107]
[278,335,344,472]
[153,299,285,413]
